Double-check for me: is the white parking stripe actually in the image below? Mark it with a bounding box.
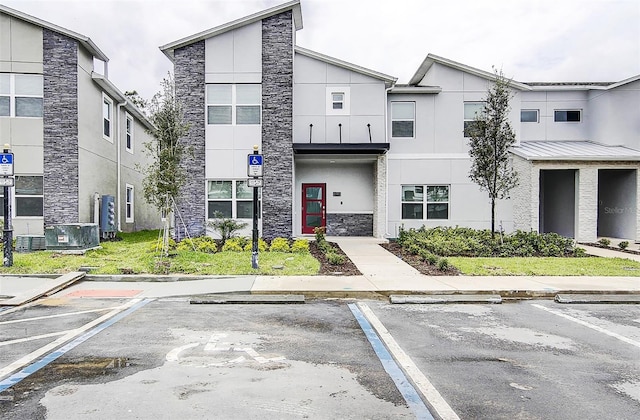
[0,299,143,379]
[0,331,71,347]
[531,303,640,349]
[357,303,461,420]
[0,307,121,325]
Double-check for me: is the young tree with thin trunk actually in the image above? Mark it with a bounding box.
[140,74,190,255]
[468,68,518,237]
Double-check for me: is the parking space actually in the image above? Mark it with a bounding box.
[1,297,639,419]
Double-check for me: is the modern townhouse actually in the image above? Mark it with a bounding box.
[0,4,161,238]
[160,0,640,243]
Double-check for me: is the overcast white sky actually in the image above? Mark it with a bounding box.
[4,0,640,100]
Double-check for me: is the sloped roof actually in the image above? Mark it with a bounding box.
[0,3,109,62]
[295,46,397,87]
[408,53,531,90]
[510,141,640,161]
[92,73,154,131]
[160,0,303,61]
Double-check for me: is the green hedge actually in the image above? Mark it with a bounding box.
[397,226,582,258]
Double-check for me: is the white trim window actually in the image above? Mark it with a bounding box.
[520,109,539,123]
[125,184,134,223]
[206,84,261,125]
[0,73,43,118]
[207,180,260,219]
[103,94,113,140]
[554,109,581,122]
[125,113,134,153]
[391,102,415,138]
[14,175,44,217]
[464,101,485,137]
[325,87,350,115]
[401,185,449,220]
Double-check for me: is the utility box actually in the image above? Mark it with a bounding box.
[100,194,116,239]
[45,224,100,251]
[16,235,46,252]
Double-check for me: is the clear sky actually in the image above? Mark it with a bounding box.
[4,0,639,100]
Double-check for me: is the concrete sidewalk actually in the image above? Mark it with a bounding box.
[1,238,640,304]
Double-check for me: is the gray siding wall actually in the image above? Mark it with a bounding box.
[174,41,206,240]
[43,29,79,225]
[261,12,294,239]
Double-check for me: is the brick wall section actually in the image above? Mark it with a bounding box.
[174,41,206,240]
[42,29,79,225]
[373,155,387,238]
[577,166,598,242]
[327,214,373,236]
[261,12,293,239]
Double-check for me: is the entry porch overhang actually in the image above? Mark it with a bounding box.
[510,141,640,161]
[293,143,390,155]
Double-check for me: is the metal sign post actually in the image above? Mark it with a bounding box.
[2,145,14,267]
[248,146,263,269]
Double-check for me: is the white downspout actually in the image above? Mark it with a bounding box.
[116,101,126,232]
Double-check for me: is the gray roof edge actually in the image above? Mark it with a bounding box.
[510,141,640,162]
[0,3,109,62]
[408,53,531,90]
[160,0,302,61]
[389,86,441,94]
[295,46,397,85]
[91,73,154,131]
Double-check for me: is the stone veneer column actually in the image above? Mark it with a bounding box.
[373,155,387,238]
[261,12,293,240]
[174,41,206,240]
[43,29,79,225]
[511,156,538,232]
[577,167,598,242]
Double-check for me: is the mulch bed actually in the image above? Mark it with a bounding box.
[581,243,640,255]
[380,242,460,276]
[309,241,361,276]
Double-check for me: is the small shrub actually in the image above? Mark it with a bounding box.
[291,239,310,253]
[326,251,345,265]
[207,216,248,243]
[618,241,629,250]
[318,240,333,253]
[221,237,244,252]
[243,238,268,252]
[436,257,450,271]
[573,247,586,257]
[270,237,291,252]
[598,238,611,247]
[314,226,326,244]
[149,237,176,253]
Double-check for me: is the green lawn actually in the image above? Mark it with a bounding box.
[0,230,320,276]
[448,256,640,276]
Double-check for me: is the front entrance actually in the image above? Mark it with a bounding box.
[302,183,326,234]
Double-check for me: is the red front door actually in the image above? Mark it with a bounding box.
[302,183,326,234]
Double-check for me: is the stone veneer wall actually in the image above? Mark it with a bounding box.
[261,11,293,239]
[327,214,374,236]
[373,155,387,238]
[174,41,206,240]
[43,29,79,225]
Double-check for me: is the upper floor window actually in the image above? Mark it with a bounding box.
[0,73,43,118]
[332,93,344,110]
[103,94,113,140]
[554,110,581,122]
[125,113,134,152]
[464,102,485,137]
[391,102,415,138]
[521,109,539,123]
[325,87,350,115]
[207,84,261,125]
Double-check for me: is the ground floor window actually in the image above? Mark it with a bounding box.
[15,175,43,217]
[125,184,134,223]
[401,185,449,220]
[207,180,260,219]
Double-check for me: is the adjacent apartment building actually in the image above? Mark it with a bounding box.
[0,4,161,236]
[160,0,640,243]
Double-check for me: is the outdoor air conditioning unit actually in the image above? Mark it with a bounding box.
[44,223,100,251]
[15,235,46,252]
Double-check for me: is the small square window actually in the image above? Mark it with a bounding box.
[332,93,344,110]
[521,109,539,123]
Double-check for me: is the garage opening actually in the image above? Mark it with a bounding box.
[597,169,636,239]
[539,169,576,238]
